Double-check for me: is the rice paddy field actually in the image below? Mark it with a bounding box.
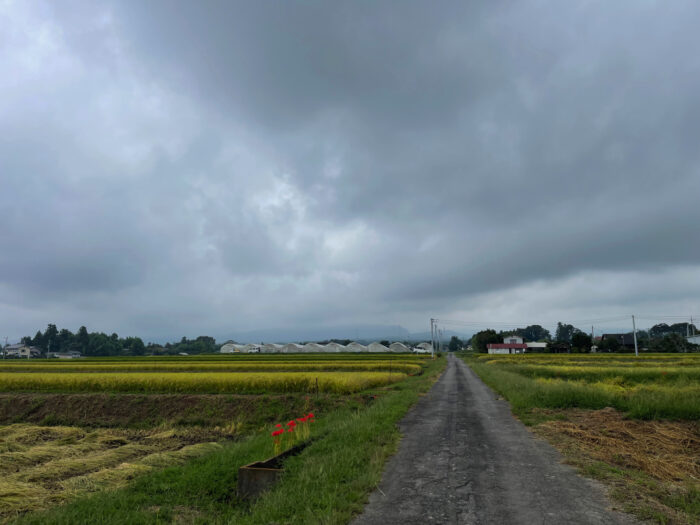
[467,352,700,419]
[0,353,438,524]
[464,353,700,524]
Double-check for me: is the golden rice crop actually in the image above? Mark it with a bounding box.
[0,361,422,374]
[0,371,407,394]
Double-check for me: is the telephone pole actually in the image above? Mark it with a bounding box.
[632,315,639,357]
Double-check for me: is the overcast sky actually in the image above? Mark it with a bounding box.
[2,1,700,342]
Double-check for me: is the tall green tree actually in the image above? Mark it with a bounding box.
[555,322,581,343]
[76,326,89,353]
[471,329,501,353]
[448,336,463,352]
[571,332,592,353]
[515,325,551,342]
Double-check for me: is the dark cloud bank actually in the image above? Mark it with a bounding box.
[1,1,699,342]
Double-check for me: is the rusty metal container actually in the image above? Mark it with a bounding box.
[238,443,306,500]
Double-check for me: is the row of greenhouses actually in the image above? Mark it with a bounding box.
[219,341,433,354]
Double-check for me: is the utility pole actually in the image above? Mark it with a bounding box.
[632,315,639,357]
[2,336,6,359]
[430,318,436,358]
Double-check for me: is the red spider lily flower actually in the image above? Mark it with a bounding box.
[271,429,283,437]
[307,412,315,419]
[287,420,296,427]
[297,417,307,423]
[287,427,294,433]
[275,423,283,428]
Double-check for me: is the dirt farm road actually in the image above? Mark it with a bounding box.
[353,354,638,525]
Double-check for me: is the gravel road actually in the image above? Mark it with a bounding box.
[352,353,638,525]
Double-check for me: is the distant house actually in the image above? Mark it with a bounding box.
[487,336,528,354]
[600,333,637,350]
[4,344,42,358]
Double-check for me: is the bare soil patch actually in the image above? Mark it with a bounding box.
[0,392,374,429]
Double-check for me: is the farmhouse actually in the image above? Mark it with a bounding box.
[487,335,528,354]
[3,344,42,358]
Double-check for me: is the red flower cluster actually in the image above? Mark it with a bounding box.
[271,413,315,453]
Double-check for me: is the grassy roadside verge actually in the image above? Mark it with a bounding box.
[10,357,446,525]
[460,353,700,524]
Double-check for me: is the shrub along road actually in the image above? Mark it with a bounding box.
[353,353,638,525]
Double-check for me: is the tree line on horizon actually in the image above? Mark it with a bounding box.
[462,322,698,353]
[11,324,219,357]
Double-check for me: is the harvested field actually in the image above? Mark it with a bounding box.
[0,424,223,521]
[532,408,700,524]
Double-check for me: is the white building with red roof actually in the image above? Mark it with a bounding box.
[487,335,529,354]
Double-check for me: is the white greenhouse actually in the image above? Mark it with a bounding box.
[346,342,367,352]
[389,342,410,353]
[367,342,389,353]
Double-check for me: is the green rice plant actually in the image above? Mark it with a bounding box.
[466,356,700,420]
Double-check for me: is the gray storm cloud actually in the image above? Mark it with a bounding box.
[1,0,699,341]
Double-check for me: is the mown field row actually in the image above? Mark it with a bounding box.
[0,371,409,395]
[0,361,423,374]
[466,353,700,420]
[0,423,225,519]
